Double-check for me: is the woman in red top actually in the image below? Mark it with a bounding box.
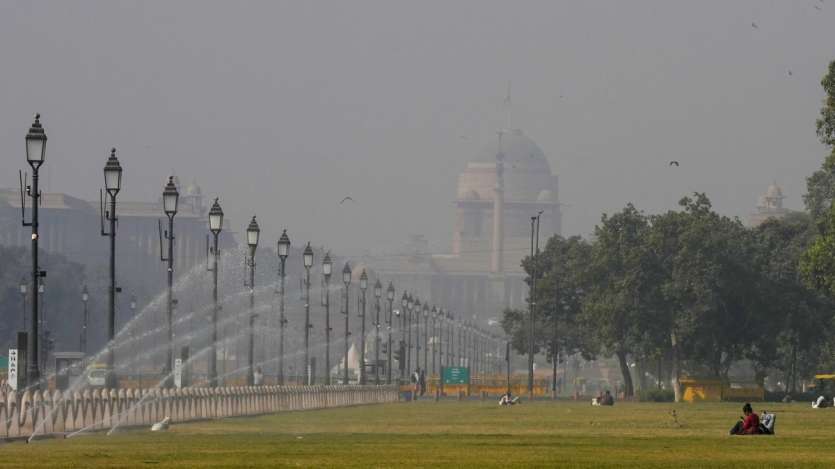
[730,403,760,435]
[741,403,760,434]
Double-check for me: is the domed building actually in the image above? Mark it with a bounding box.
[371,127,561,323]
[749,181,795,227]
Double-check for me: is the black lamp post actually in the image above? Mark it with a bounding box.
[207,198,223,386]
[303,242,314,385]
[276,230,290,385]
[245,216,260,385]
[386,282,395,384]
[400,292,407,381]
[22,114,47,388]
[394,308,402,383]
[431,306,438,378]
[80,285,89,354]
[358,269,368,385]
[423,303,429,377]
[159,176,179,386]
[406,294,414,375]
[413,298,421,373]
[322,251,333,385]
[342,263,352,384]
[101,148,123,388]
[373,279,382,385]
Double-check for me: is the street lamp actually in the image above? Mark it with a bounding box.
[80,285,89,354]
[322,251,333,385]
[373,279,382,385]
[386,282,395,384]
[358,269,368,385]
[413,298,421,373]
[431,306,438,378]
[159,176,179,387]
[406,294,414,376]
[276,230,290,385]
[303,242,314,385]
[342,263,352,384]
[22,114,47,387]
[101,148,123,388]
[245,216,260,385]
[206,197,223,386]
[423,303,429,378]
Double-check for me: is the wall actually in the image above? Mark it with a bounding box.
[0,385,398,440]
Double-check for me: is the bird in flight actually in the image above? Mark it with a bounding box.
[751,22,759,29]
[669,161,680,167]
[788,69,793,76]
[340,196,355,204]
[814,4,822,10]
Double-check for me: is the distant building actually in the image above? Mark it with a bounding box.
[0,176,238,338]
[749,181,796,227]
[371,128,561,324]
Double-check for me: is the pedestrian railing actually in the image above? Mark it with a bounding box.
[0,385,398,440]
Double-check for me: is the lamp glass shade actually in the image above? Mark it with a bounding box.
[25,114,46,166]
[81,286,88,302]
[162,176,179,215]
[19,279,27,294]
[401,292,408,308]
[303,243,314,268]
[277,230,290,258]
[103,148,122,193]
[387,282,395,301]
[374,280,382,298]
[208,198,223,233]
[342,263,352,284]
[359,270,368,290]
[246,216,260,248]
[322,252,332,276]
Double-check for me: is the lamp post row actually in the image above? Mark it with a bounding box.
[15,114,502,390]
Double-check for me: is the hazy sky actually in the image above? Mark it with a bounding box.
[1,1,833,256]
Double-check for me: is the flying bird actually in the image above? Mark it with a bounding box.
[814,4,822,10]
[669,161,680,167]
[340,196,355,204]
[751,22,759,29]
[787,69,793,77]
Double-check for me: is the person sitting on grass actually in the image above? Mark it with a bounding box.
[729,403,760,435]
[600,390,614,406]
[499,391,520,406]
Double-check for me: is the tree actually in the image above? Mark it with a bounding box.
[804,60,835,224]
[756,213,833,392]
[648,194,763,400]
[582,204,654,397]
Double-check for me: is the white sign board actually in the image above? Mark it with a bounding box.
[8,349,18,391]
[174,358,183,389]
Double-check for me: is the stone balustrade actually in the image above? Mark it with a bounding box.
[0,385,398,439]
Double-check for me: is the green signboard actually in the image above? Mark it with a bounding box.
[442,367,470,385]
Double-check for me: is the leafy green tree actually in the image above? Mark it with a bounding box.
[804,60,835,224]
[648,194,762,400]
[756,213,833,392]
[582,204,654,397]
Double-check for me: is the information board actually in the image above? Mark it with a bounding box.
[7,349,17,391]
[442,366,470,385]
[174,358,183,389]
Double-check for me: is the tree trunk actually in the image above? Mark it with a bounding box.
[615,350,634,398]
[670,331,681,403]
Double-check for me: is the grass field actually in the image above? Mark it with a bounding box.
[2,399,834,468]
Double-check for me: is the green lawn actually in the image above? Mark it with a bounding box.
[2,400,834,468]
